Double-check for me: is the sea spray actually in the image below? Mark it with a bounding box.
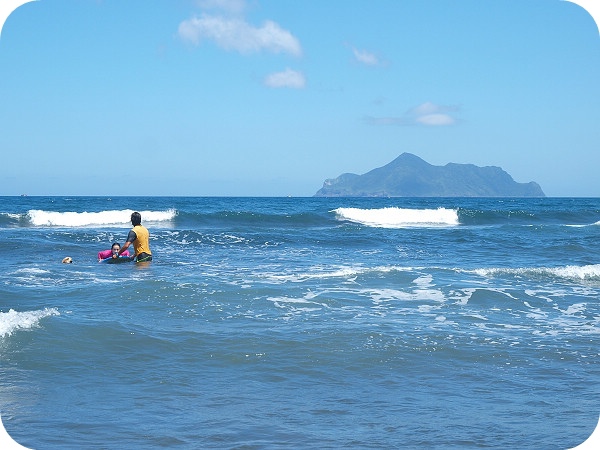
[0,308,60,338]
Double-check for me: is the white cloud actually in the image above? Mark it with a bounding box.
[264,68,306,89]
[352,47,380,66]
[366,102,459,127]
[415,113,456,126]
[178,14,302,56]
[410,101,441,116]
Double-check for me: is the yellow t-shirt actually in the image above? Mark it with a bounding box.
[131,225,151,256]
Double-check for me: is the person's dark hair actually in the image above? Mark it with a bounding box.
[131,211,142,226]
[111,242,121,250]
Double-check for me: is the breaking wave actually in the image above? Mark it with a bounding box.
[26,209,177,227]
[0,308,60,338]
[333,207,459,228]
[472,264,600,281]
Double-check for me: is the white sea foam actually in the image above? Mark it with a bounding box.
[417,304,440,312]
[563,303,587,315]
[263,265,415,283]
[473,264,600,281]
[13,268,50,275]
[0,308,60,338]
[8,267,55,286]
[266,296,326,314]
[333,207,459,228]
[366,285,446,304]
[550,265,600,280]
[27,209,177,227]
[449,288,477,305]
[567,221,600,228]
[413,274,434,287]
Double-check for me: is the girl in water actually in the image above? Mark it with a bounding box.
[98,242,130,262]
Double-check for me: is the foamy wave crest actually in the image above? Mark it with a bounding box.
[264,265,415,283]
[474,264,600,281]
[27,209,177,227]
[547,265,600,280]
[333,207,459,228]
[0,308,60,338]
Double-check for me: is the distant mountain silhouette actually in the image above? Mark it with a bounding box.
[314,153,545,197]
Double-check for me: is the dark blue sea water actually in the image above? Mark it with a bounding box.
[0,196,599,449]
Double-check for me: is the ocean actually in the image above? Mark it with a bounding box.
[0,196,598,449]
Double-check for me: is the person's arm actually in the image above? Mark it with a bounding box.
[118,230,137,257]
[117,242,131,258]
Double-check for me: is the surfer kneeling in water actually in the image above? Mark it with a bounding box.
[118,211,152,262]
[98,242,130,262]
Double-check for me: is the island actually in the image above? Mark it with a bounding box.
[314,153,545,197]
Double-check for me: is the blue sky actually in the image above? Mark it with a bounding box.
[0,0,599,196]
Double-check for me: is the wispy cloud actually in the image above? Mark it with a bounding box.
[180,2,305,88]
[178,15,302,56]
[366,102,460,127]
[352,47,380,66]
[415,113,456,126]
[264,68,305,89]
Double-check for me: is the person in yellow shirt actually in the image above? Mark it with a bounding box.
[118,211,152,262]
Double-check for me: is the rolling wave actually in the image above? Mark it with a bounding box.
[25,209,177,227]
[1,197,599,229]
[175,210,328,228]
[472,264,600,281]
[333,207,459,228]
[262,263,600,285]
[457,205,600,227]
[0,308,60,338]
